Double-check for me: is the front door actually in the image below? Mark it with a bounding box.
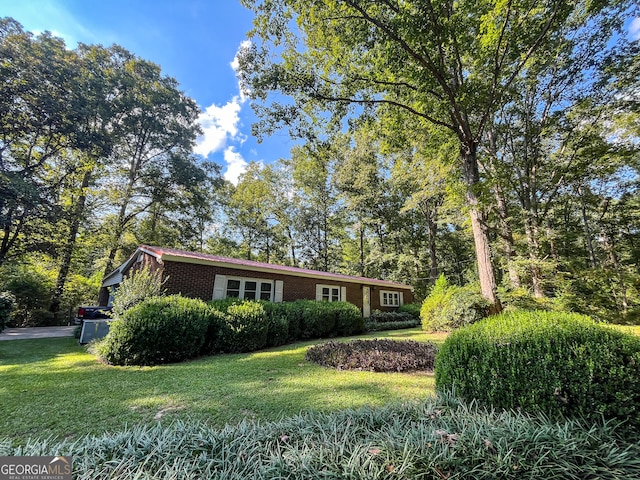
[362,286,371,318]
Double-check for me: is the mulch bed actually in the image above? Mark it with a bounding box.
[305,339,438,372]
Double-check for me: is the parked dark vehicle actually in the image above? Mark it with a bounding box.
[74,306,112,325]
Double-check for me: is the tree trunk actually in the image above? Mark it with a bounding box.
[0,208,25,267]
[603,230,628,315]
[50,168,92,314]
[359,223,365,277]
[425,200,439,284]
[103,229,122,278]
[578,186,597,268]
[494,184,520,289]
[265,228,271,264]
[103,168,138,277]
[546,218,559,263]
[461,147,501,312]
[286,226,297,267]
[524,216,544,298]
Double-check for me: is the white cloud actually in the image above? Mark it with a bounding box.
[231,40,253,101]
[195,41,258,183]
[194,96,245,157]
[223,146,249,185]
[630,18,640,41]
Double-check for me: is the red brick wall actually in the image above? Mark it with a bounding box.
[155,258,413,313]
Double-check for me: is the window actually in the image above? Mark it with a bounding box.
[226,279,241,298]
[225,277,273,301]
[380,290,401,307]
[316,284,343,302]
[214,275,282,302]
[260,282,273,300]
[244,281,257,300]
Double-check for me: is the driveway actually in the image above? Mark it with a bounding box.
[0,326,76,341]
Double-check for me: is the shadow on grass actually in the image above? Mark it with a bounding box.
[0,333,436,445]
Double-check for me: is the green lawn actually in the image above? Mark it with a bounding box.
[0,328,445,445]
[614,324,640,336]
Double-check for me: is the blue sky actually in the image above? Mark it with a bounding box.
[0,0,294,184]
[2,1,639,186]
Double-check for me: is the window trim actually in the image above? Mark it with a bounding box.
[316,284,344,302]
[380,290,401,307]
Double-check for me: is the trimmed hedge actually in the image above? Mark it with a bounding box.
[219,301,269,353]
[365,311,420,331]
[97,295,213,366]
[98,296,366,365]
[436,311,640,433]
[209,299,364,351]
[398,302,421,318]
[241,299,364,342]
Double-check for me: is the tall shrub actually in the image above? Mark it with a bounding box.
[111,267,167,319]
[421,276,488,331]
[0,291,15,332]
[436,311,640,432]
[1,264,53,326]
[420,274,451,330]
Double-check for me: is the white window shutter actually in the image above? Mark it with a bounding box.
[212,275,226,300]
[274,280,284,303]
[399,292,404,306]
[340,286,347,302]
[315,284,323,301]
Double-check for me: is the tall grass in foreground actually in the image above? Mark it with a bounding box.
[2,393,638,479]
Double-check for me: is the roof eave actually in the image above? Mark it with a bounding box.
[159,252,413,290]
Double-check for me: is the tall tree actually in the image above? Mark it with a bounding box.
[50,44,119,313]
[288,143,344,271]
[225,162,286,262]
[484,12,636,297]
[0,19,81,265]
[332,125,388,277]
[99,50,201,275]
[238,0,632,309]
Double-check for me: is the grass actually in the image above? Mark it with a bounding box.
[0,328,445,445]
[4,393,640,479]
[613,324,640,336]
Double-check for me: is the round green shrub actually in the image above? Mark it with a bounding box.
[334,301,365,336]
[219,301,269,353]
[398,303,421,319]
[297,301,364,339]
[300,301,337,338]
[435,311,640,432]
[421,276,488,331]
[98,295,212,366]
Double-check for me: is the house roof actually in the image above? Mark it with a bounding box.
[104,244,413,290]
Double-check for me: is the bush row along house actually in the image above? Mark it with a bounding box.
[100,245,413,318]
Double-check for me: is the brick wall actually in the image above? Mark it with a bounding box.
[155,257,413,313]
